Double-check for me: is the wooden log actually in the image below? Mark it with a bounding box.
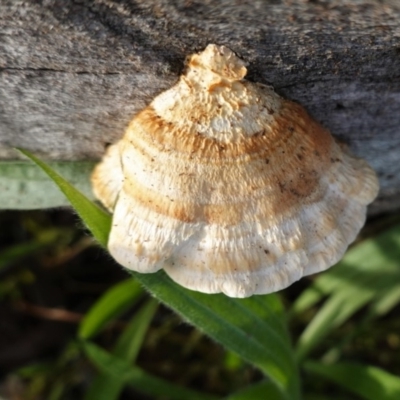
[0,0,399,214]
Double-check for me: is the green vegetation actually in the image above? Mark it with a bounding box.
[0,150,398,399]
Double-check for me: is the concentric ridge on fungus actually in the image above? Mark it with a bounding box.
[91,44,379,298]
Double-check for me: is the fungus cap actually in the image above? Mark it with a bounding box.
[91,44,379,298]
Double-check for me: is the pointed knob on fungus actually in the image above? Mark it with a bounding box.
[186,44,247,89]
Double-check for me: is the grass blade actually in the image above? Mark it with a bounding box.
[304,361,400,400]
[84,300,158,400]
[295,225,400,360]
[136,273,300,399]
[82,341,219,400]
[113,299,158,359]
[292,225,400,316]
[79,279,144,340]
[18,149,111,246]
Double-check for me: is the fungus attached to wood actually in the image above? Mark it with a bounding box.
[91,44,379,298]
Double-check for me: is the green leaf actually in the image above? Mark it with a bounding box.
[292,225,400,316]
[136,273,300,399]
[0,160,95,210]
[226,380,287,400]
[113,299,158,359]
[368,285,400,317]
[17,149,111,246]
[289,285,325,317]
[20,149,300,400]
[78,279,144,340]
[82,341,219,400]
[321,286,400,365]
[304,361,400,400]
[295,224,400,360]
[296,284,375,361]
[84,300,158,400]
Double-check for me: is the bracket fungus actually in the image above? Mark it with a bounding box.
[91,44,379,298]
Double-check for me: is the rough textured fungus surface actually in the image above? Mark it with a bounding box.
[92,45,379,297]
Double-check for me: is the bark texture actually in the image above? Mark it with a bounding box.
[0,0,399,214]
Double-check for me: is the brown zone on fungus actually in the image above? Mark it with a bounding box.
[119,99,336,224]
[124,175,247,226]
[121,159,326,227]
[124,178,197,224]
[131,100,334,167]
[131,102,331,188]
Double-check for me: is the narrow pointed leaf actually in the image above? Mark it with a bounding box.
[82,341,219,400]
[295,224,400,359]
[85,300,158,400]
[304,361,400,400]
[136,272,300,399]
[79,279,144,339]
[292,225,400,316]
[113,299,158,359]
[18,149,111,246]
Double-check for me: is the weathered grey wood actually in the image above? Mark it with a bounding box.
[0,0,399,214]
